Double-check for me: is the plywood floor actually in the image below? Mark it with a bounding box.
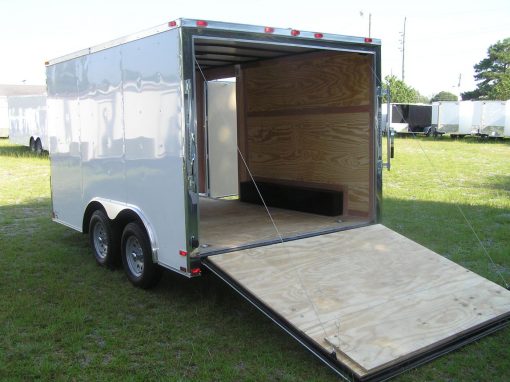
[199,197,367,252]
[207,224,510,377]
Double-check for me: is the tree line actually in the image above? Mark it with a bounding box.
[384,38,510,103]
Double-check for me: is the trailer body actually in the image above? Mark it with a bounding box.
[47,19,510,381]
[381,103,432,133]
[432,100,510,138]
[0,96,8,137]
[472,100,509,137]
[8,95,48,151]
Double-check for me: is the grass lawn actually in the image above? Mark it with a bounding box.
[0,137,509,381]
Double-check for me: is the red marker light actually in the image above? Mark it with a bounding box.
[364,37,373,43]
[264,26,275,33]
[168,20,177,27]
[196,20,208,27]
[314,33,324,39]
[291,29,300,36]
[191,267,201,275]
[179,250,187,257]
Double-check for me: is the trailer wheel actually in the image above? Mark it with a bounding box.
[121,222,162,288]
[89,210,119,267]
[34,138,43,155]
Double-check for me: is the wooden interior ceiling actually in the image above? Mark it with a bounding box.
[194,39,313,69]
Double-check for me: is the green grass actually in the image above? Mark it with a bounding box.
[0,137,509,381]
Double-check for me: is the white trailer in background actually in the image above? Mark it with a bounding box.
[432,101,510,138]
[0,84,46,138]
[46,18,510,381]
[0,96,7,137]
[8,95,48,153]
[471,101,510,137]
[432,101,474,136]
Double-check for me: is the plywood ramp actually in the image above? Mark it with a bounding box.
[207,224,510,378]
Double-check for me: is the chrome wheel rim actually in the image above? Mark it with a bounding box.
[126,236,144,277]
[93,221,108,259]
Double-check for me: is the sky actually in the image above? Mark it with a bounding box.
[0,0,509,98]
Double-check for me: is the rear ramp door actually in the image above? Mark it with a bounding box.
[204,224,510,380]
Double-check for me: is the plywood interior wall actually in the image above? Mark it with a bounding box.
[239,51,373,217]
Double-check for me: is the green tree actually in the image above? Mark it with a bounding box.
[431,91,458,102]
[462,38,510,100]
[382,75,429,103]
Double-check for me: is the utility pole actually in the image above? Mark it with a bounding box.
[369,13,372,38]
[360,11,372,38]
[401,17,406,82]
[457,73,462,99]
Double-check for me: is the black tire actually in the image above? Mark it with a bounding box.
[34,139,43,155]
[89,210,119,268]
[121,222,162,288]
[29,137,35,152]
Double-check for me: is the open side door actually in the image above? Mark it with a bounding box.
[203,224,510,381]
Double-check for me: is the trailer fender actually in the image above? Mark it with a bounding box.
[83,198,159,263]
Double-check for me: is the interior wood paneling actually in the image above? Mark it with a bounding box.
[241,51,372,216]
[246,113,370,215]
[244,51,372,112]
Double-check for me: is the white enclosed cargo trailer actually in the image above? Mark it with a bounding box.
[0,96,7,137]
[432,101,474,136]
[471,100,510,137]
[432,101,510,138]
[8,94,48,153]
[46,19,510,381]
[0,84,46,138]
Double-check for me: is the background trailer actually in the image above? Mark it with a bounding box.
[382,103,432,134]
[8,94,48,153]
[46,19,510,381]
[0,84,46,138]
[432,101,510,138]
[0,96,7,138]
[471,100,510,138]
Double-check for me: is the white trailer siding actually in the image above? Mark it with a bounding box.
[458,101,474,135]
[473,101,507,137]
[0,96,8,137]
[381,103,407,132]
[8,95,47,148]
[505,101,510,137]
[433,101,510,137]
[433,101,461,134]
[47,28,188,273]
